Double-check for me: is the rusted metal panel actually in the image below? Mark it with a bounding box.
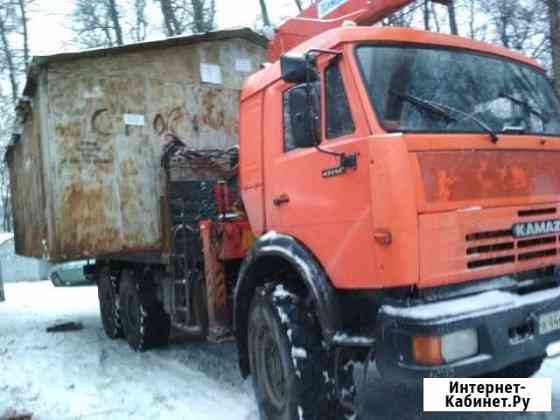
[9,30,267,262]
[418,151,560,204]
[7,94,49,260]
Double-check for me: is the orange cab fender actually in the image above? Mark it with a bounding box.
[234,231,341,377]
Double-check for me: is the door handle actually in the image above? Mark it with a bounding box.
[273,194,290,206]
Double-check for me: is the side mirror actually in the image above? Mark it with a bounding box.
[286,84,321,149]
[280,54,308,84]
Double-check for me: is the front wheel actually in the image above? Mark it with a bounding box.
[248,283,356,420]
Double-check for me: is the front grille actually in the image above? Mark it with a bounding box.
[466,228,559,270]
[518,207,557,218]
[467,255,516,270]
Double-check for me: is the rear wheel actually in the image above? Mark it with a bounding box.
[98,266,122,339]
[248,283,356,420]
[484,356,545,378]
[119,269,171,351]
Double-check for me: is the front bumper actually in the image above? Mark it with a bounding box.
[375,286,560,383]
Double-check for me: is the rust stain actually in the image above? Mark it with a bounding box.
[199,87,234,136]
[12,37,266,262]
[419,151,560,203]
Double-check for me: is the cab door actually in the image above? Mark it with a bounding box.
[262,57,377,289]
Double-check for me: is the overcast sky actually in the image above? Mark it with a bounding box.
[29,0,303,55]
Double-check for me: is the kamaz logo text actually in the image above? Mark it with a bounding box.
[512,219,560,238]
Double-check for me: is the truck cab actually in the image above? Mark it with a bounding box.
[238,25,560,397]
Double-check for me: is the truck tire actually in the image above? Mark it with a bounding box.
[119,270,171,351]
[98,267,122,339]
[248,283,356,420]
[484,355,545,378]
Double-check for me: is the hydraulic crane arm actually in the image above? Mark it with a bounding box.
[267,0,451,61]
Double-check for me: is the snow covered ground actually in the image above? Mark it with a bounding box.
[1,281,560,420]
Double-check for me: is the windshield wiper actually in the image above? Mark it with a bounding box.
[438,102,500,143]
[390,90,456,123]
[392,91,499,143]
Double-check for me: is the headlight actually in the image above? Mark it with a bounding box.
[413,328,478,365]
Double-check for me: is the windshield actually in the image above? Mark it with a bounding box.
[356,45,560,136]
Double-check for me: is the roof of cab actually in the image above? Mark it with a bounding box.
[241,26,542,102]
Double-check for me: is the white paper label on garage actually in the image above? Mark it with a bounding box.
[236,59,252,73]
[201,63,223,85]
[124,113,145,126]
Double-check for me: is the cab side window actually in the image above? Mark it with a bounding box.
[325,63,355,139]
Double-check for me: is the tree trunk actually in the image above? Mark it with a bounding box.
[191,0,205,33]
[259,0,271,26]
[447,2,458,35]
[423,0,430,31]
[158,0,181,36]
[17,0,30,71]
[107,0,124,45]
[430,2,441,32]
[133,0,148,42]
[547,0,560,95]
[294,0,303,12]
[0,15,19,104]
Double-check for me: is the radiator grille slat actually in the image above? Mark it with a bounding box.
[466,226,559,270]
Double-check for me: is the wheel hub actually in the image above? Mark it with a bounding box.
[260,330,286,409]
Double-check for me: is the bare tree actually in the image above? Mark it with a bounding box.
[258,0,271,26]
[16,0,31,71]
[546,0,560,94]
[423,0,431,30]
[72,0,125,48]
[0,0,32,104]
[0,0,31,231]
[382,2,422,27]
[447,1,459,35]
[0,15,19,105]
[480,0,547,55]
[157,0,185,36]
[156,0,215,36]
[189,0,215,33]
[107,0,124,45]
[0,98,13,232]
[131,0,148,42]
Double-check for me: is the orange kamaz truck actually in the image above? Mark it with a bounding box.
[9,0,560,418]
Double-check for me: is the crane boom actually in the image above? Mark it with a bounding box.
[267,0,451,61]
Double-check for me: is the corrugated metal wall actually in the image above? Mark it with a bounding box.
[9,32,266,262]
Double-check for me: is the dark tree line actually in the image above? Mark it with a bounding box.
[72,0,216,47]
